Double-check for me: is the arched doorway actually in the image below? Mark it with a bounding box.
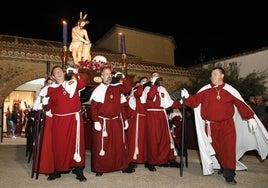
[1,78,45,144]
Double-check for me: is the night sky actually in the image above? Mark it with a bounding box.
[1,1,268,67]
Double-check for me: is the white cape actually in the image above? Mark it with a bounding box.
[89,83,107,103]
[194,83,268,175]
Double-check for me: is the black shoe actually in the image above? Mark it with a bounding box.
[225,176,237,185]
[226,179,237,185]
[47,171,61,181]
[76,174,87,182]
[72,167,87,182]
[168,160,181,168]
[72,168,78,174]
[144,163,149,168]
[158,163,169,167]
[147,164,156,172]
[96,172,103,177]
[218,168,223,175]
[129,162,138,168]
[75,171,87,182]
[122,166,135,173]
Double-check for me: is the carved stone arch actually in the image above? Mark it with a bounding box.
[0,59,54,104]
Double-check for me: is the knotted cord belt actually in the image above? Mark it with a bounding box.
[147,108,177,156]
[133,113,146,160]
[98,115,119,156]
[54,110,81,162]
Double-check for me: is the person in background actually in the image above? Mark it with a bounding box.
[253,94,268,130]
[5,107,12,136]
[265,99,268,114]
[142,71,181,172]
[247,94,256,110]
[10,104,21,139]
[168,108,183,153]
[32,76,55,175]
[110,70,129,125]
[181,66,268,185]
[44,66,87,182]
[89,66,134,176]
[126,76,149,167]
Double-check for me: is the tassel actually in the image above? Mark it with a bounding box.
[208,136,212,143]
[99,149,105,156]
[135,147,139,155]
[103,130,108,137]
[174,148,177,156]
[170,142,174,149]
[73,152,81,162]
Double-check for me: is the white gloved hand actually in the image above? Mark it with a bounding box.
[247,118,258,133]
[66,67,78,74]
[114,72,125,78]
[124,120,129,130]
[46,110,53,117]
[42,96,49,105]
[94,122,102,131]
[181,88,189,99]
[151,77,158,85]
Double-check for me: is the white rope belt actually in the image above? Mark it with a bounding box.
[147,108,165,111]
[53,110,80,116]
[147,108,177,156]
[53,110,81,162]
[98,115,119,156]
[133,113,146,160]
[205,120,213,143]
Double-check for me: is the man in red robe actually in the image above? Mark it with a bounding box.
[46,66,87,181]
[126,77,149,166]
[143,72,181,171]
[181,66,268,185]
[89,67,134,176]
[32,76,55,175]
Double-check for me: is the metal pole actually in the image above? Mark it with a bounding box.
[35,108,46,179]
[31,110,41,178]
[180,97,186,177]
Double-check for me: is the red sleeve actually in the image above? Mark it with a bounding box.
[90,100,101,122]
[121,101,129,121]
[134,85,143,98]
[76,73,86,90]
[185,92,203,108]
[121,78,132,94]
[147,85,158,100]
[172,100,182,109]
[233,97,254,119]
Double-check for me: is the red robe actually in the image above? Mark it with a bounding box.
[126,85,147,163]
[90,78,132,173]
[145,85,179,165]
[47,74,86,172]
[34,114,54,174]
[32,85,54,174]
[185,83,254,172]
[170,113,182,147]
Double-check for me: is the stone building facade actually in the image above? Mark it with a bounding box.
[0,34,196,137]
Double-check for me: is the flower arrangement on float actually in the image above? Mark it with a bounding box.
[67,55,113,73]
[66,56,114,84]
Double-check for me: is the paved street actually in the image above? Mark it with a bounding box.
[0,136,267,188]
